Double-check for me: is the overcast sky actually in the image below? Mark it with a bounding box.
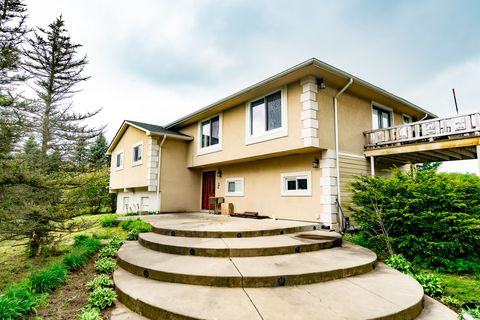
[24,0,480,173]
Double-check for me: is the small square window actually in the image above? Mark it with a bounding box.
[225,177,244,197]
[281,172,311,196]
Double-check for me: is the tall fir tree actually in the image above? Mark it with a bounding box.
[88,132,109,168]
[23,15,102,159]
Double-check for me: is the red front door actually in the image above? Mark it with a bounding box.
[201,171,216,210]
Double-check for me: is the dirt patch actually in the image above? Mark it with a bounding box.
[27,254,114,320]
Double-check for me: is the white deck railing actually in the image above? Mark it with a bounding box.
[364,112,480,148]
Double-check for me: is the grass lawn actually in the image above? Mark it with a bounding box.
[0,213,126,293]
[439,273,480,304]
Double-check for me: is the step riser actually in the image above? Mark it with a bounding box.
[138,236,342,257]
[117,254,376,288]
[152,225,319,238]
[116,285,195,320]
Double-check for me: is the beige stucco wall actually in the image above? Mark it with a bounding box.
[160,139,201,212]
[109,126,150,190]
[214,152,323,221]
[180,82,305,167]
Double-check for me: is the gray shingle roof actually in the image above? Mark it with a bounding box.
[126,120,191,139]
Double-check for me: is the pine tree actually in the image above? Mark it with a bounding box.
[23,15,102,159]
[73,137,88,169]
[88,132,109,168]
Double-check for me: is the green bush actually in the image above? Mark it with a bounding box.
[414,273,444,297]
[99,246,117,259]
[74,234,90,246]
[63,252,88,271]
[30,263,68,293]
[119,218,152,233]
[95,258,116,274]
[88,287,116,310]
[385,254,414,275]
[148,211,157,215]
[99,215,119,228]
[349,169,480,274]
[125,212,138,216]
[86,275,113,291]
[126,229,140,240]
[63,236,102,271]
[81,238,102,258]
[108,236,124,251]
[0,282,45,319]
[440,295,461,308]
[80,307,103,320]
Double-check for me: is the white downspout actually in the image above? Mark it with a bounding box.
[156,135,167,212]
[334,78,353,230]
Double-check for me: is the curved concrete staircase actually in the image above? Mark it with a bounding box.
[113,213,456,320]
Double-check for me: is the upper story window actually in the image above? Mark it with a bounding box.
[132,142,143,166]
[372,104,392,129]
[115,151,124,170]
[246,88,288,145]
[198,113,222,155]
[403,114,412,124]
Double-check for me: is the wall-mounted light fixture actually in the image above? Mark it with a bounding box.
[317,77,326,90]
[217,169,222,178]
[312,158,320,169]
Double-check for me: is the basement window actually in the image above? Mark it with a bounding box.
[225,177,244,197]
[281,171,311,196]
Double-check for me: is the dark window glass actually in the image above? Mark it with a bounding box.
[372,106,391,129]
[287,180,296,190]
[201,116,220,148]
[228,181,236,192]
[116,153,122,167]
[297,178,308,190]
[133,145,142,162]
[266,91,282,131]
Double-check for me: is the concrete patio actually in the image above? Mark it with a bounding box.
[113,213,457,320]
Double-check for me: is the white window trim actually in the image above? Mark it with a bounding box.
[402,114,412,124]
[114,150,124,171]
[131,142,143,167]
[280,171,312,197]
[197,113,223,156]
[245,86,288,145]
[225,177,244,197]
[371,101,394,129]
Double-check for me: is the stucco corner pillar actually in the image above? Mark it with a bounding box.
[300,76,320,148]
[319,149,339,231]
[147,136,160,193]
[370,156,375,177]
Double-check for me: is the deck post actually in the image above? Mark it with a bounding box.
[370,156,375,177]
[477,145,480,176]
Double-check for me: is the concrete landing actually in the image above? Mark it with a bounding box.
[416,296,457,319]
[128,213,319,238]
[117,241,377,287]
[138,230,341,257]
[114,263,424,320]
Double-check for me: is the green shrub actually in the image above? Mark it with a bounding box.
[74,234,90,246]
[460,305,480,319]
[125,212,138,216]
[63,252,88,271]
[95,258,116,274]
[88,287,116,310]
[126,229,140,240]
[80,307,103,320]
[349,169,480,274]
[99,246,117,259]
[81,238,102,258]
[148,211,157,215]
[99,215,119,228]
[0,282,45,319]
[385,254,414,275]
[440,295,460,308]
[30,263,68,293]
[414,273,444,297]
[108,236,124,251]
[86,275,113,291]
[119,218,152,233]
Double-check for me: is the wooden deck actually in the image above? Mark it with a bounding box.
[363,112,480,170]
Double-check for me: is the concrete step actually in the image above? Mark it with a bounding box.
[114,263,424,320]
[416,296,457,319]
[138,230,342,257]
[136,213,320,238]
[117,240,376,287]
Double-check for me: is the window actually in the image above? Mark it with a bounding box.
[198,114,222,155]
[132,143,143,165]
[403,114,412,124]
[123,197,129,212]
[115,151,124,170]
[225,177,244,197]
[246,88,287,144]
[281,171,311,196]
[141,197,149,211]
[372,105,392,129]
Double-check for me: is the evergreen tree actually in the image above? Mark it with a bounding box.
[23,15,102,159]
[88,132,109,168]
[73,136,88,169]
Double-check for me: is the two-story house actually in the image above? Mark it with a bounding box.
[107,58,480,230]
